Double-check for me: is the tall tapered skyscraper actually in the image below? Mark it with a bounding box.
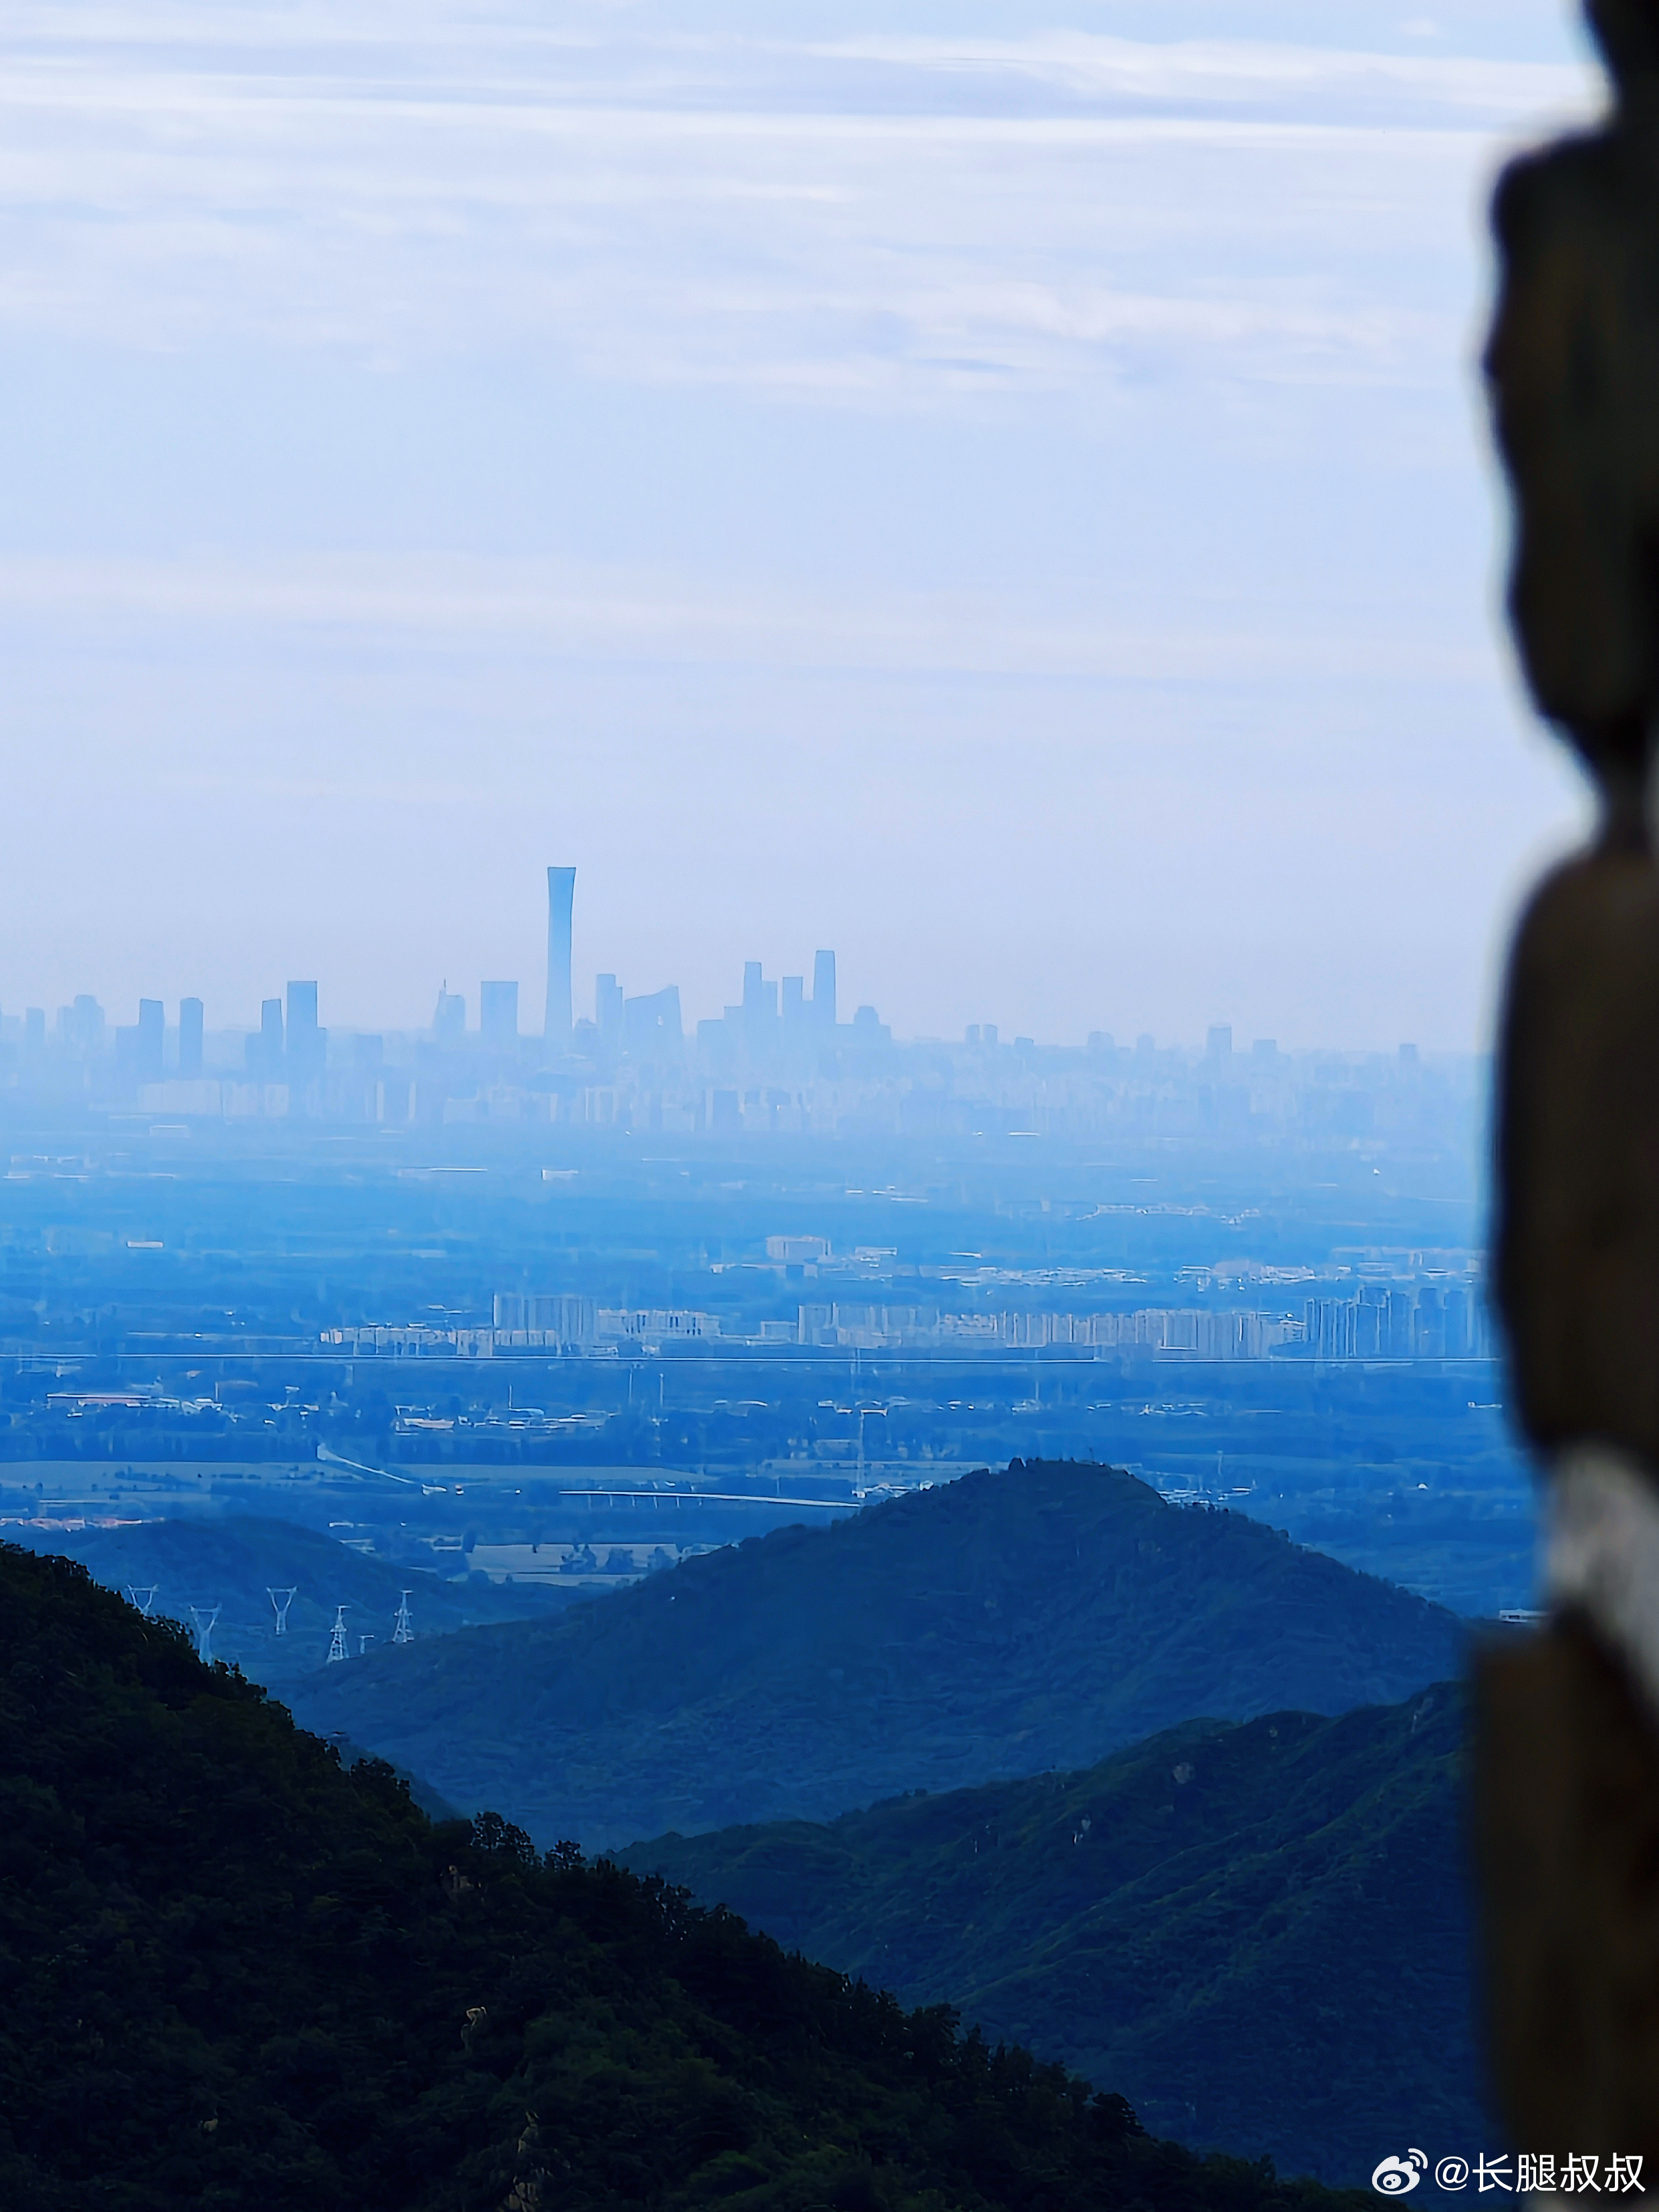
[545,867,575,1041]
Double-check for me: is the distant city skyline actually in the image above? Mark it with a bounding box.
[0,2,1601,1052]
[0,856,1467,1060]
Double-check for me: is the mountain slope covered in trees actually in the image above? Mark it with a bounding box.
[0,1540,1370,2211]
[293,1461,1466,1846]
[620,1684,1483,2188]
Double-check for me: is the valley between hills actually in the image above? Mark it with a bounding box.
[13,1458,1497,2195]
[620,1682,1477,2185]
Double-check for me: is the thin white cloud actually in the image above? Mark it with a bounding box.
[0,9,1598,396]
[806,32,1590,122]
[0,549,1497,691]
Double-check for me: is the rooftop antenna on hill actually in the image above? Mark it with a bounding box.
[189,1605,221,1665]
[326,1605,349,1663]
[126,1585,158,1620]
[392,1591,414,1644]
[268,1586,297,1636]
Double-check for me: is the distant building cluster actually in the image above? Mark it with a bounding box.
[317,1273,1491,1364]
[1,867,1477,1153]
[324,1302,723,1358]
[791,1304,1305,1356]
[794,1288,1488,1358]
[1303,1283,1489,1360]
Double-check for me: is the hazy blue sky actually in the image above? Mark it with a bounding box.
[0,1,1604,1048]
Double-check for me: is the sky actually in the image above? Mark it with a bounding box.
[0,1,1608,1050]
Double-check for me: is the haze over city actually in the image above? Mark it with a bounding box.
[0,0,1608,1049]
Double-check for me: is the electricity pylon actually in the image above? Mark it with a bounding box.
[188,1605,220,1665]
[326,1606,349,1664]
[267,1586,297,1636]
[126,1585,158,1620]
[392,1591,414,1644]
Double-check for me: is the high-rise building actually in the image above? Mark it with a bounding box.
[136,999,164,1082]
[286,981,324,1083]
[178,997,204,1077]
[596,973,624,1042]
[480,980,519,1050]
[741,962,778,1063]
[545,866,576,1041]
[433,987,466,1045]
[812,950,836,1029]
[23,1008,43,1056]
[1206,1023,1233,1062]
[624,986,682,1056]
[66,995,105,1054]
[1414,1286,1446,1358]
[249,997,284,1077]
[781,976,805,1026]
[493,1292,594,1344]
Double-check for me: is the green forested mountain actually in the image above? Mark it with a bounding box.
[5,1511,588,1690]
[0,1541,1370,2211]
[292,1461,1466,1848]
[618,1684,1482,2189]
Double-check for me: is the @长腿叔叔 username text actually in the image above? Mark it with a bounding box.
[1372,2152,1644,2194]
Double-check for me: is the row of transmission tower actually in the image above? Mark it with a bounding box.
[126,1582,415,1667]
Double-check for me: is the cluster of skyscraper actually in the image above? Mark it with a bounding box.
[3,866,848,1074]
[1302,1283,1487,1360]
[244,981,326,1082]
[14,993,207,1080]
[539,868,848,1071]
[0,862,1482,1158]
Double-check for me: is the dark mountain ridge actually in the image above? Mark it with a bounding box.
[0,1539,1368,2211]
[291,1459,1467,1847]
[621,1683,1485,2189]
